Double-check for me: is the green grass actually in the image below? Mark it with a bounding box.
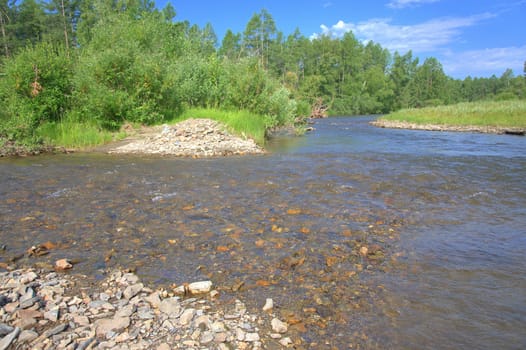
[381,100,526,128]
[33,108,267,150]
[177,108,268,145]
[37,121,124,149]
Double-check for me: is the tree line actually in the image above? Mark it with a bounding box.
[1,0,524,144]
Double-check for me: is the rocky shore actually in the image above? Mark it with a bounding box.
[0,268,293,350]
[107,119,266,157]
[371,119,526,135]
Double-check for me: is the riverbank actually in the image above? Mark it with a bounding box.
[0,268,293,349]
[0,118,267,158]
[371,119,526,135]
[374,100,526,135]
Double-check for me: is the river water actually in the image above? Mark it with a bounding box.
[1,116,525,349]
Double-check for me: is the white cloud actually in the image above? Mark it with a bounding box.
[314,13,495,54]
[387,0,440,9]
[441,46,526,78]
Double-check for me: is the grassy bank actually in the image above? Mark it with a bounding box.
[380,100,526,128]
[37,121,125,149]
[177,108,268,145]
[24,108,268,153]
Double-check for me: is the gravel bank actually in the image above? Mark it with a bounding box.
[371,119,526,135]
[0,268,293,349]
[108,119,266,156]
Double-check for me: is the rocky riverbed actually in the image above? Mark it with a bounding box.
[107,119,266,156]
[0,268,294,350]
[371,119,526,135]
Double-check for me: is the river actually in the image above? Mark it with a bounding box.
[1,116,525,349]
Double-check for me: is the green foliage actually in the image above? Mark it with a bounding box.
[70,13,181,129]
[0,42,72,141]
[36,119,117,148]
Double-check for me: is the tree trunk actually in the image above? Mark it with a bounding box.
[0,9,9,57]
[60,0,69,56]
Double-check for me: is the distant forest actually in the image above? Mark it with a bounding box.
[1,0,525,139]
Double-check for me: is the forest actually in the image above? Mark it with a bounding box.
[1,0,525,149]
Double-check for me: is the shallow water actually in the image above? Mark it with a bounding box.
[1,116,525,348]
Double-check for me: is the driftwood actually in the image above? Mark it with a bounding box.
[310,98,329,119]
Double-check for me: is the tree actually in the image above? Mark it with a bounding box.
[219,29,241,60]
[390,50,419,109]
[242,8,276,68]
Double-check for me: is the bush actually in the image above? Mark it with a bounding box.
[70,13,183,130]
[0,42,73,139]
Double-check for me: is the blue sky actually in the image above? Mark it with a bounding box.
[159,0,526,79]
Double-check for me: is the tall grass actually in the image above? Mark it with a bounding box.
[177,108,268,145]
[37,121,122,149]
[382,100,526,128]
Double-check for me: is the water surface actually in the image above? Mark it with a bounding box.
[1,116,525,348]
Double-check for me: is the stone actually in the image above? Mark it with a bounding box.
[214,332,228,343]
[0,324,14,337]
[123,283,143,300]
[115,304,136,318]
[41,323,68,337]
[211,321,226,332]
[156,343,170,350]
[19,296,40,309]
[95,317,130,336]
[245,332,260,342]
[262,298,273,311]
[279,337,293,346]
[17,329,38,343]
[114,332,130,343]
[200,331,214,344]
[55,259,73,270]
[73,315,90,326]
[0,327,20,350]
[44,306,60,322]
[173,281,213,295]
[20,271,38,284]
[271,318,288,333]
[19,288,35,303]
[194,315,210,330]
[76,337,95,350]
[4,302,18,313]
[121,273,139,285]
[236,328,245,341]
[179,308,195,325]
[137,306,154,320]
[145,292,161,308]
[159,297,181,316]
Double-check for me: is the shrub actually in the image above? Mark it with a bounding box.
[0,42,73,139]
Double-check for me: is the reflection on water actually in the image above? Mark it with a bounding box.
[1,116,525,349]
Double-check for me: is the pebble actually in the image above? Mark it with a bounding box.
[109,119,266,157]
[262,298,274,311]
[0,268,292,349]
[271,318,288,333]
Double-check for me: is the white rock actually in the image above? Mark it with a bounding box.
[262,298,273,311]
[173,281,213,295]
[271,318,288,333]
